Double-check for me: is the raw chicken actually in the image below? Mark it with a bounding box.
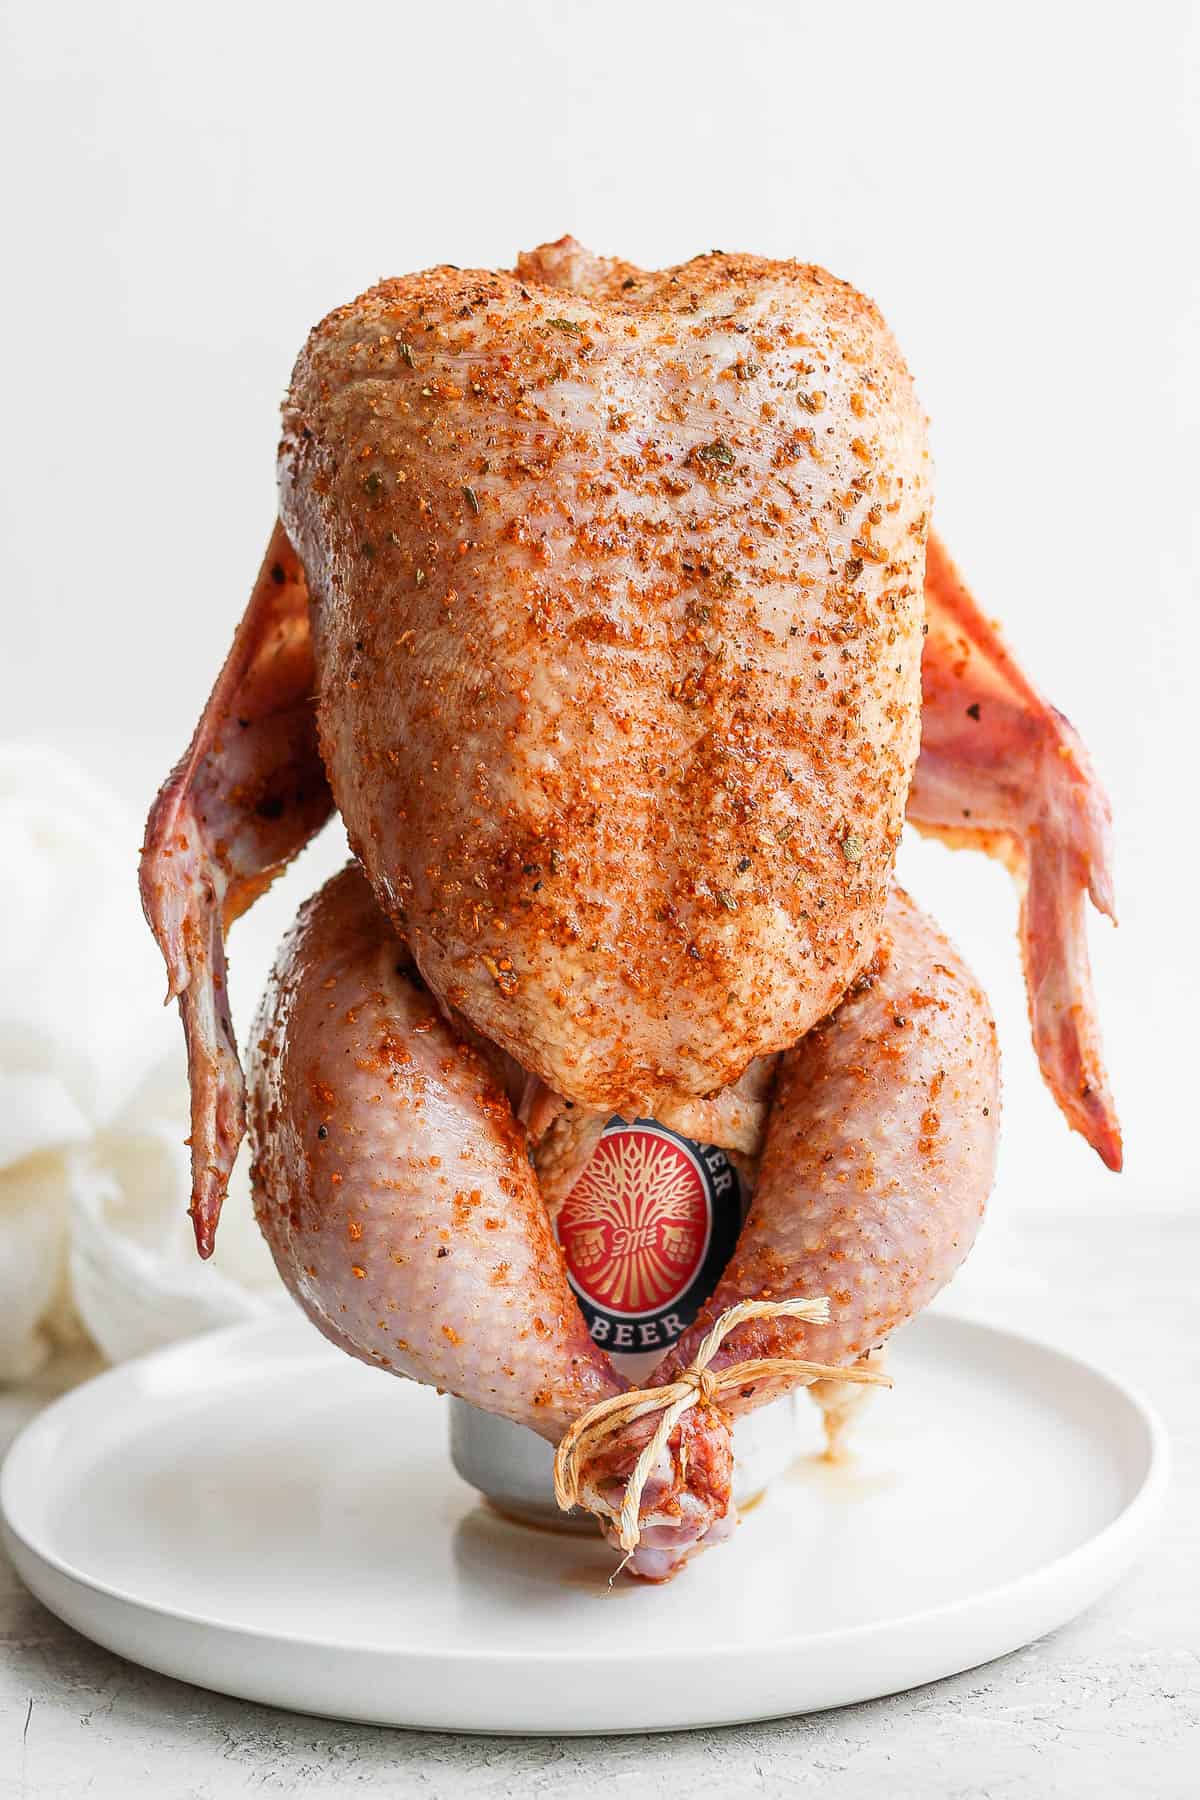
[909,534,1120,1168]
[140,239,1118,1576]
[279,244,930,1124]
[249,870,994,1577]
[649,888,998,1403]
[140,525,332,1250]
[249,862,735,1576]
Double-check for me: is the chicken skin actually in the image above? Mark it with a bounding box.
[249,867,994,1578]
[908,535,1120,1169]
[140,239,1118,1577]
[281,242,929,1124]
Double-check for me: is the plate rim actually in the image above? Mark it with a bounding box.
[0,1306,1170,1672]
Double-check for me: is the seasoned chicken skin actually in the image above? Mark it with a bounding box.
[248,869,995,1576]
[249,863,736,1571]
[142,243,1117,1254]
[137,237,1119,1582]
[652,887,999,1403]
[278,242,930,1119]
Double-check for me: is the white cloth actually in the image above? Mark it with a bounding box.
[0,745,276,1382]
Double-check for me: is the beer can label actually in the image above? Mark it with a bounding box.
[556,1116,744,1369]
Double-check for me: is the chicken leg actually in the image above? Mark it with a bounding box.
[247,863,737,1575]
[247,870,997,1579]
[646,888,998,1416]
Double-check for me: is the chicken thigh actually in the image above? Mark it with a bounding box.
[249,862,736,1576]
[249,868,994,1575]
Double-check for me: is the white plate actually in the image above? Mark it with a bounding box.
[0,1310,1167,1734]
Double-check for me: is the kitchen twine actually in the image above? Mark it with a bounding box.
[553,1296,894,1554]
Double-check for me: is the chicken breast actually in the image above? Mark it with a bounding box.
[278,238,930,1118]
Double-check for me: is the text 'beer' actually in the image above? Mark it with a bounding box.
[556,1117,745,1371]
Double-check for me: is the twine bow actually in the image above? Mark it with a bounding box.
[553,1295,893,1553]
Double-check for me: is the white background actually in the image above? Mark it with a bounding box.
[2,0,1196,1210]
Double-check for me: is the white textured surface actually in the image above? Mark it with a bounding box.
[2,1209,1197,1796]
[5,1308,1162,1732]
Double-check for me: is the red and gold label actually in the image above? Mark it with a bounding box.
[557,1118,743,1361]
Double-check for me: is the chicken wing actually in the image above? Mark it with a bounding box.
[140,522,332,1252]
[910,534,1120,1168]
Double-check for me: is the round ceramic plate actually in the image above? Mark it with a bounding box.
[0,1310,1166,1734]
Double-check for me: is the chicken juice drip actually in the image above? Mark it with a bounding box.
[553,1117,747,1384]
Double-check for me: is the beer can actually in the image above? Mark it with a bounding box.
[449,1113,804,1531]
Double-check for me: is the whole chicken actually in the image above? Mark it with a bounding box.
[141,239,1119,1579]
